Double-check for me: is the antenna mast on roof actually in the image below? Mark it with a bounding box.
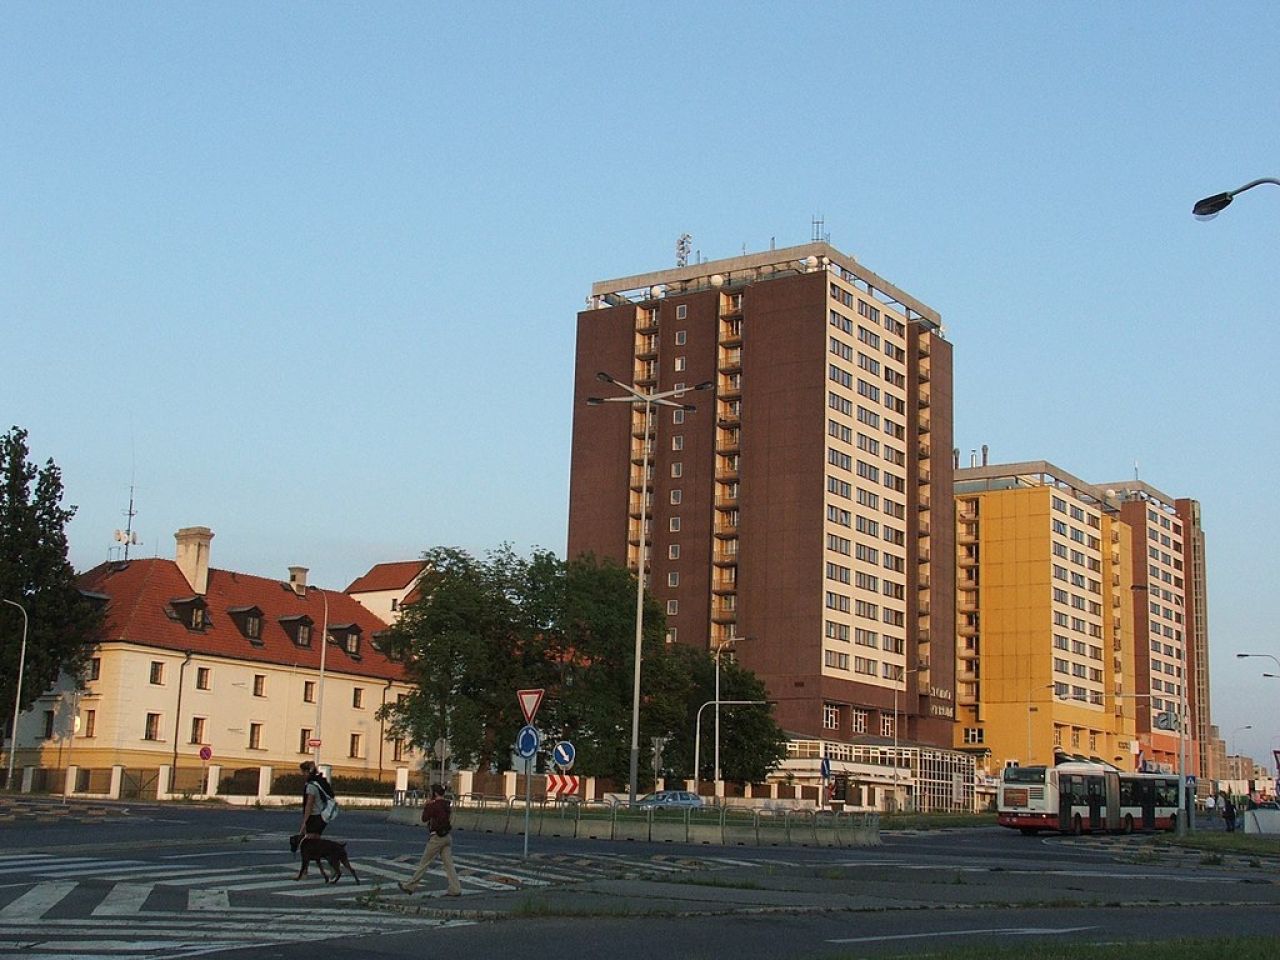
[676,233,692,268]
[113,484,141,560]
[811,215,829,244]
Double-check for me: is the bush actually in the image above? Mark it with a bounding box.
[271,772,396,798]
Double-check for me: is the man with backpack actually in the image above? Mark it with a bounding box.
[398,783,461,896]
[298,760,338,839]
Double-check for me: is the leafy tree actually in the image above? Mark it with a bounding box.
[0,427,102,715]
[377,546,785,787]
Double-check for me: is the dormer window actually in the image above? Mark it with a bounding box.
[328,624,362,659]
[168,596,209,633]
[279,615,314,648]
[228,606,265,645]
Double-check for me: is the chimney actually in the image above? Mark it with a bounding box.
[288,566,309,597]
[174,526,214,595]
[981,444,989,466]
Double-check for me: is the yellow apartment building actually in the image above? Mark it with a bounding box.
[953,461,1141,775]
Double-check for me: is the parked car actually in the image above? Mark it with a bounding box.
[636,790,704,810]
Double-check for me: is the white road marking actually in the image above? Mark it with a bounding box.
[187,889,230,911]
[0,881,77,920]
[92,881,154,916]
[828,925,1099,944]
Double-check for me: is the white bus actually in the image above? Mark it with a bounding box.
[998,760,1183,835]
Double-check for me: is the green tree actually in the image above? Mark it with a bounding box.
[0,427,102,715]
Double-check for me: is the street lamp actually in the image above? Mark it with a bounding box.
[693,699,765,794]
[308,586,330,768]
[1237,652,1280,672]
[1192,177,1280,220]
[1026,683,1056,765]
[713,639,735,784]
[1229,725,1253,758]
[891,667,921,810]
[2,599,29,791]
[587,370,713,805]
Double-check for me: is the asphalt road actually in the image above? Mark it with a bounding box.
[1,799,1278,959]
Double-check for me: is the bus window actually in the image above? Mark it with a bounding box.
[1003,766,1048,784]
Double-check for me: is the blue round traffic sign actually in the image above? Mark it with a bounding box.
[552,740,576,771]
[516,724,541,760]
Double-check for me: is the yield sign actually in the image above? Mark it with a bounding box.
[517,688,545,724]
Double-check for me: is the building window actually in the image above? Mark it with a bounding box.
[665,627,678,643]
[345,633,361,657]
[253,674,266,697]
[823,704,840,730]
[87,657,101,682]
[672,409,684,424]
[353,688,364,709]
[299,728,313,754]
[249,723,262,750]
[881,715,895,738]
[671,462,682,478]
[190,606,205,630]
[670,489,682,505]
[851,708,867,734]
[349,733,363,759]
[674,357,687,372]
[144,713,161,741]
[671,436,684,451]
[676,305,688,320]
[190,717,206,744]
[668,544,680,560]
[150,661,165,685]
[83,710,96,738]
[195,667,211,690]
[666,599,679,615]
[669,517,681,532]
[667,572,679,587]
[393,738,406,761]
[42,710,55,739]
[964,727,985,744]
[303,681,316,703]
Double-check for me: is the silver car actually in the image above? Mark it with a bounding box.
[636,790,704,810]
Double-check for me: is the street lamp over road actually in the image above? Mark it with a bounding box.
[1192,177,1280,220]
[1237,652,1280,673]
[587,371,713,805]
[307,585,330,768]
[2,599,29,791]
[693,699,765,794]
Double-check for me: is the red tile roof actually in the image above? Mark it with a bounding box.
[345,560,428,594]
[78,559,407,681]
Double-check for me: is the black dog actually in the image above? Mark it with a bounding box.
[289,833,360,884]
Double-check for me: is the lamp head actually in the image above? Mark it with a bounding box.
[1192,192,1233,220]
[694,380,714,391]
[586,397,604,406]
[596,371,615,384]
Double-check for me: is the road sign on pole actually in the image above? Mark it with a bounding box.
[546,774,579,795]
[516,724,541,760]
[198,746,212,762]
[517,688,545,724]
[552,740,576,771]
[307,738,322,748]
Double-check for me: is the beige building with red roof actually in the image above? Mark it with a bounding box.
[11,527,421,798]
[346,559,428,623]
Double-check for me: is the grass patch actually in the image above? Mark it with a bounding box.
[1156,832,1280,858]
[666,874,762,890]
[832,936,1280,960]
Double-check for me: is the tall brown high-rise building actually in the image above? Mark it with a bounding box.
[568,242,955,752]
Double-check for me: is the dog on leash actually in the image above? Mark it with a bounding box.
[289,833,360,884]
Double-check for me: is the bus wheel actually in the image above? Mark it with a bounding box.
[1072,814,1084,835]
[1122,814,1134,835]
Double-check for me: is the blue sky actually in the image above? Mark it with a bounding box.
[3,4,1278,766]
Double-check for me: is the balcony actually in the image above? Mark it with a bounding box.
[917,550,931,564]
[716,456,740,481]
[719,373,742,398]
[918,496,931,513]
[918,392,931,410]
[918,365,930,385]
[918,336,931,358]
[635,310,659,333]
[720,319,743,345]
[717,429,741,453]
[958,524,977,544]
[918,602,931,617]
[635,335,659,359]
[918,416,931,435]
[918,469,931,486]
[718,348,743,373]
[711,575,737,594]
[712,547,739,566]
[958,552,979,568]
[918,443,931,460]
[720,293,743,316]
[958,597,979,614]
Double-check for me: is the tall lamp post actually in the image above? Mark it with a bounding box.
[2,599,29,791]
[1237,652,1280,673]
[713,639,735,785]
[308,586,330,768]
[587,371,712,806]
[891,667,922,810]
[694,699,765,794]
[1192,177,1280,220]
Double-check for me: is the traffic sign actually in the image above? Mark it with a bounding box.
[1186,774,1197,788]
[546,774,579,795]
[516,724,541,760]
[307,738,322,748]
[199,746,212,762]
[517,688,545,724]
[820,757,832,779]
[552,740,576,771]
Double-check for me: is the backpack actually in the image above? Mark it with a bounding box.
[311,776,340,822]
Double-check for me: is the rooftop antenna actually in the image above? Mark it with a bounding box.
[676,233,692,268]
[114,484,141,560]
[811,216,829,244]
[1134,460,1140,481]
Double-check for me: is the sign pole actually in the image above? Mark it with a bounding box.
[523,754,532,860]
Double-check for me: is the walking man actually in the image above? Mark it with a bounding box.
[399,783,461,896]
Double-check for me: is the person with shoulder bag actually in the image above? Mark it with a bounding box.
[298,760,338,839]
[398,783,461,896]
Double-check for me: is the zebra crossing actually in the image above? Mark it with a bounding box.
[0,846,768,956]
